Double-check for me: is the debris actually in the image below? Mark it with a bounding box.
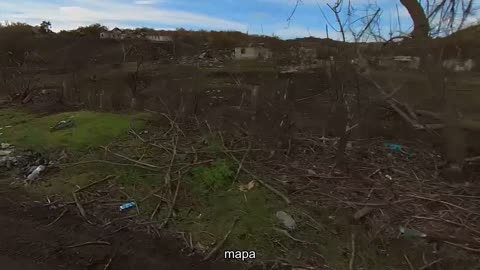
[273,227,306,243]
[399,226,427,238]
[239,180,256,192]
[353,207,374,220]
[51,119,75,132]
[26,165,46,181]
[384,143,404,152]
[1,143,11,149]
[120,202,137,211]
[203,217,240,261]
[276,211,296,231]
[0,149,13,156]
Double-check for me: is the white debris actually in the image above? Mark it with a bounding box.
[276,211,296,231]
[27,165,46,181]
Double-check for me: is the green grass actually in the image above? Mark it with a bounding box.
[0,109,147,151]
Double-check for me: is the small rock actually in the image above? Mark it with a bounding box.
[276,211,296,231]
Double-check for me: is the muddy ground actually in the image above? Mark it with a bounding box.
[0,181,250,270]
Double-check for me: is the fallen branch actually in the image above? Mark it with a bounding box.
[234,142,251,181]
[444,241,480,254]
[419,259,443,270]
[273,227,307,243]
[75,175,117,193]
[60,160,164,171]
[103,147,162,169]
[349,233,356,270]
[72,192,91,224]
[404,254,415,270]
[103,257,113,270]
[412,216,480,236]
[218,133,291,204]
[65,241,110,250]
[150,201,162,220]
[47,208,68,227]
[407,194,480,216]
[159,177,181,230]
[203,217,240,261]
[165,135,178,184]
[465,156,480,163]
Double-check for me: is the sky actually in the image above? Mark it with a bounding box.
[1,0,479,40]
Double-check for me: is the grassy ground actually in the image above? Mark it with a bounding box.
[0,108,473,270]
[0,109,146,151]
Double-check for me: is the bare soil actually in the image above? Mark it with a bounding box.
[0,181,249,270]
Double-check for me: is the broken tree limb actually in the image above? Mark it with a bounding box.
[159,177,181,230]
[103,147,162,169]
[218,133,291,204]
[65,241,110,250]
[203,217,240,261]
[75,175,117,193]
[72,192,91,224]
[46,208,68,227]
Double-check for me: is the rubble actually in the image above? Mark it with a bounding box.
[0,142,50,181]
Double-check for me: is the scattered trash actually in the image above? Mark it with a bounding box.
[51,119,75,132]
[1,143,11,149]
[239,180,256,192]
[26,165,46,181]
[353,207,374,220]
[399,226,427,238]
[384,142,414,156]
[384,143,404,152]
[306,169,317,175]
[0,149,13,156]
[276,211,296,231]
[120,202,137,211]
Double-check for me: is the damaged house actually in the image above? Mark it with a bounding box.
[145,34,173,43]
[234,44,272,60]
[100,28,127,40]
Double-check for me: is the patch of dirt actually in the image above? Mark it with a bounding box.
[0,182,251,270]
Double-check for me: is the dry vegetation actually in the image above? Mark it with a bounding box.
[0,2,480,268]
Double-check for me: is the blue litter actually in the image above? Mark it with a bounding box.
[120,202,136,211]
[384,143,403,152]
[384,143,415,157]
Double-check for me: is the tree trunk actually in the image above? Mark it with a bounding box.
[400,0,466,179]
[399,0,429,39]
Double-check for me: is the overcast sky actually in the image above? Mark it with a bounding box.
[1,0,479,39]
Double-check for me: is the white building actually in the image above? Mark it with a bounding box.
[145,35,173,43]
[234,46,272,60]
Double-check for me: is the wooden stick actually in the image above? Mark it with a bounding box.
[218,133,291,204]
[349,233,356,270]
[444,241,480,253]
[72,192,90,224]
[103,257,113,270]
[404,254,415,270]
[419,259,443,270]
[60,160,164,171]
[203,217,240,261]
[165,136,178,184]
[159,177,181,229]
[65,241,110,250]
[408,194,480,216]
[234,142,251,181]
[105,147,162,169]
[150,201,162,220]
[46,208,68,227]
[75,175,117,193]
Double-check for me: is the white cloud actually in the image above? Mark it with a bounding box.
[0,0,247,32]
[134,0,158,5]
